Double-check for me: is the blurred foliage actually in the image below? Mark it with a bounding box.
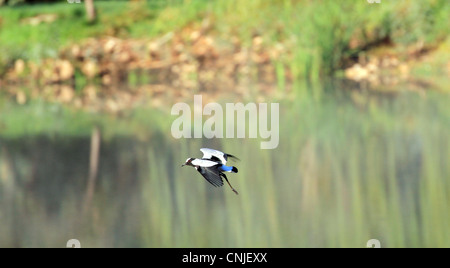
[0,0,449,78]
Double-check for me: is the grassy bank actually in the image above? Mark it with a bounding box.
[1,0,449,81]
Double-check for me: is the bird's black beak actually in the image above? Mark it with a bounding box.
[181,164,185,167]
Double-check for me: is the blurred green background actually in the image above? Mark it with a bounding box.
[0,0,449,247]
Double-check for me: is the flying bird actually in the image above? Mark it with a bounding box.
[182,148,240,195]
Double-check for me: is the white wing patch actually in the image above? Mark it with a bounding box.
[200,148,227,164]
[191,158,219,167]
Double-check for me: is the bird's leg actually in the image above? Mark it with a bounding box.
[221,173,238,195]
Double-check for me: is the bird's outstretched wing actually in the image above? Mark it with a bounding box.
[200,148,240,165]
[200,148,226,164]
[196,165,224,188]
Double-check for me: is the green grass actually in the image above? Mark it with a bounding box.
[1,0,449,78]
[0,1,182,71]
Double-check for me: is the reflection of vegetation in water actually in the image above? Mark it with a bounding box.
[0,135,150,247]
[140,88,450,248]
[0,97,171,138]
[1,83,448,247]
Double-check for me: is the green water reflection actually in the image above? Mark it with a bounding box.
[0,82,449,247]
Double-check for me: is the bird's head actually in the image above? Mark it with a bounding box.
[181,158,195,167]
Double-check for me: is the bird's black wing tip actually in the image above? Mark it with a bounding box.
[227,154,240,162]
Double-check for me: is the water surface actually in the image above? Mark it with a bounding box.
[0,81,449,247]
